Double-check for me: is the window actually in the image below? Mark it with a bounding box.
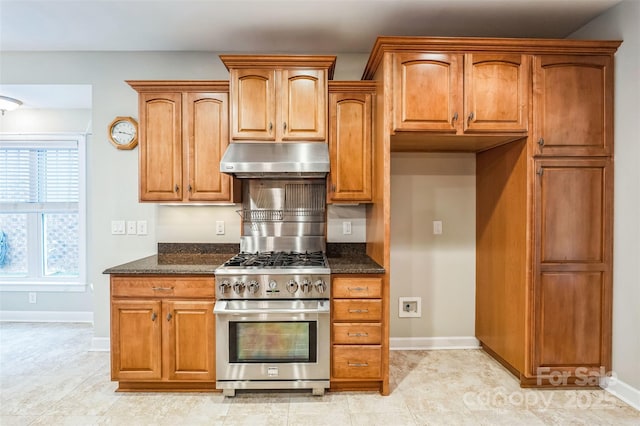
[0,135,86,290]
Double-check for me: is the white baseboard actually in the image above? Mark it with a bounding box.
[0,310,93,323]
[90,337,110,352]
[390,336,480,350]
[603,378,640,411]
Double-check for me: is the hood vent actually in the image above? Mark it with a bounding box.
[220,142,330,178]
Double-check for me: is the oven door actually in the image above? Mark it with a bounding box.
[213,299,330,389]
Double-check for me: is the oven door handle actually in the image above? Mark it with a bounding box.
[213,301,329,315]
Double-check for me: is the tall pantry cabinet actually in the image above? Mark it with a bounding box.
[361,37,620,387]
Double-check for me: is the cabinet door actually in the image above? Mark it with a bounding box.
[139,93,183,201]
[392,52,462,132]
[328,92,372,202]
[164,300,216,381]
[533,55,613,156]
[230,69,277,140]
[532,158,612,378]
[280,69,326,140]
[184,92,235,202]
[464,53,529,132]
[111,300,162,381]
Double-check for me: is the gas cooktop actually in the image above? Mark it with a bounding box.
[218,251,328,270]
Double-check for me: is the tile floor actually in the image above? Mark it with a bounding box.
[0,322,638,425]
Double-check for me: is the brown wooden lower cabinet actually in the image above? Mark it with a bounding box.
[110,275,216,391]
[330,275,387,393]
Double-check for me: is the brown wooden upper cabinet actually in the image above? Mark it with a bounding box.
[219,55,336,142]
[128,81,239,203]
[328,82,375,203]
[533,55,613,156]
[392,52,529,134]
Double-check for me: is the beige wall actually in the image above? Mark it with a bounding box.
[390,153,476,338]
[571,0,640,394]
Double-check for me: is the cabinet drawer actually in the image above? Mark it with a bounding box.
[332,345,382,379]
[333,299,381,321]
[333,323,381,344]
[111,276,215,298]
[332,277,382,298]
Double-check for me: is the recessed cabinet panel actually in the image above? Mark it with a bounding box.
[537,162,607,264]
[281,69,326,140]
[393,53,461,132]
[465,54,528,132]
[536,272,604,367]
[186,93,233,201]
[232,69,276,140]
[140,93,183,201]
[533,55,612,156]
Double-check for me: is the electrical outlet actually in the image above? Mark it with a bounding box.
[342,221,352,235]
[136,220,148,235]
[398,297,422,318]
[126,220,137,235]
[111,220,125,235]
[433,220,443,235]
[216,220,225,235]
[28,292,37,304]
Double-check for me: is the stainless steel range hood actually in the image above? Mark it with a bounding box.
[220,142,330,178]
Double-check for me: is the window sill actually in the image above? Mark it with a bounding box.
[0,283,88,292]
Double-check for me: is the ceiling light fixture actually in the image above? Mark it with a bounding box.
[0,95,23,115]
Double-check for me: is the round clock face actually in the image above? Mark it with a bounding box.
[111,120,137,145]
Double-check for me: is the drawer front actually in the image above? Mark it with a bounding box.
[333,299,382,321]
[111,276,215,298]
[332,345,382,379]
[332,277,382,299]
[333,323,381,344]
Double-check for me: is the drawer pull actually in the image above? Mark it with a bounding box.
[348,362,369,367]
[151,312,157,321]
[349,309,369,313]
[348,332,368,337]
[152,287,174,291]
[348,287,369,292]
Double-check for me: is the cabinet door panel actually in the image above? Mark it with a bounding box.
[536,272,604,367]
[111,300,162,380]
[533,55,612,156]
[281,69,326,140]
[164,300,216,381]
[328,92,372,202]
[465,54,528,132]
[393,53,462,132]
[231,69,276,140]
[139,93,183,201]
[185,92,233,201]
[537,161,608,264]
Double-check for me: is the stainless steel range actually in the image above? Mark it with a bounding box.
[214,178,330,396]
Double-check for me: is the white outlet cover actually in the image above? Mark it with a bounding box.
[216,220,225,235]
[126,220,137,235]
[136,220,148,235]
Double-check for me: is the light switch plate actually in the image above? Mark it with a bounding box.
[216,220,225,235]
[433,220,443,235]
[111,220,125,235]
[126,220,137,235]
[136,220,148,235]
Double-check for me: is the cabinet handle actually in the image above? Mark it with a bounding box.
[348,362,369,367]
[331,184,336,192]
[348,332,369,337]
[151,312,157,321]
[348,287,369,292]
[349,309,369,313]
[467,112,474,126]
[538,137,545,147]
[152,287,174,291]
[174,184,179,193]
[166,312,172,321]
[283,122,287,131]
[188,184,192,192]
[452,112,459,124]
[269,122,273,133]
[537,168,544,176]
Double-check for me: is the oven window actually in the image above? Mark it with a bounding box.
[229,321,317,363]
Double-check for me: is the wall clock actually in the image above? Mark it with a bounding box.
[108,116,138,150]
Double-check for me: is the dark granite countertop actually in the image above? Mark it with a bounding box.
[103,243,384,276]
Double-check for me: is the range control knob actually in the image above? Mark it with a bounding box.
[232,281,245,295]
[247,280,260,294]
[218,280,231,294]
[268,280,278,290]
[314,279,327,294]
[301,279,311,293]
[286,279,298,293]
